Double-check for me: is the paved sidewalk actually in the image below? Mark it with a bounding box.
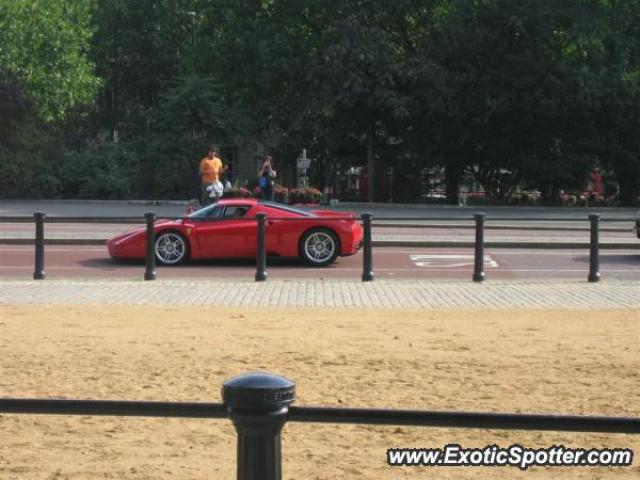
[1,278,639,309]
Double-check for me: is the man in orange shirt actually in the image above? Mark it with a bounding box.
[199,146,224,205]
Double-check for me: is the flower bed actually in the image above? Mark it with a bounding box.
[288,187,324,204]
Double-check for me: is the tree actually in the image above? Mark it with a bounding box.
[413,0,599,202]
[0,0,100,121]
[580,0,640,205]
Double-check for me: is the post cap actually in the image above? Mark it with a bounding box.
[222,372,295,411]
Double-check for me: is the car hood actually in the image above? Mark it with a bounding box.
[108,219,180,243]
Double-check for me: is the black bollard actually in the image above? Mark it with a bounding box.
[144,212,157,281]
[255,213,267,281]
[33,212,46,280]
[588,213,600,283]
[472,212,486,282]
[361,213,374,282]
[223,372,295,480]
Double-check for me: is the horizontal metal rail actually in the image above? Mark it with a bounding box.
[0,216,357,223]
[1,398,638,434]
[0,215,636,223]
[3,372,638,480]
[0,398,227,418]
[288,406,640,434]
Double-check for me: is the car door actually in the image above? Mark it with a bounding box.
[261,206,302,257]
[195,205,255,257]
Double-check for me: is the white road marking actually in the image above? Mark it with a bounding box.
[410,254,498,268]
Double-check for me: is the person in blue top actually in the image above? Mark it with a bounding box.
[258,155,276,201]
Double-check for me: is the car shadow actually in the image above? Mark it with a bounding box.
[82,256,321,269]
[79,258,143,269]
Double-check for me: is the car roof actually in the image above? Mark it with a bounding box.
[216,198,258,206]
[190,199,315,218]
[258,201,316,217]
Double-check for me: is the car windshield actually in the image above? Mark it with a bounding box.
[258,201,316,217]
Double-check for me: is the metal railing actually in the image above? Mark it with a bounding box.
[3,210,619,283]
[1,372,638,480]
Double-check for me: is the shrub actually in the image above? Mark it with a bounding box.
[222,187,254,199]
[288,187,324,204]
[273,185,289,203]
[508,193,539,206]
[61,145,137,199]
[465,195,489,206]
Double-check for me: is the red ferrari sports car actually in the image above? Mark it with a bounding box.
[107,199,363,267]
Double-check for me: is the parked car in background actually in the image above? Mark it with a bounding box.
[107,199,363,267]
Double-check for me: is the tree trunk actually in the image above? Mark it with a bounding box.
[611,156,640,206]
[374,146,388,203]
[617,173,640,206]
[445,165,460,205]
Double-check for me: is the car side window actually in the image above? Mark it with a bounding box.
[202,206,223,218]
[223,206,248,218]
[187,204,224,222]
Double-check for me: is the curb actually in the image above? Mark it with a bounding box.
[0,199,190,206]
[373,222,630,232]
[1,239,107,246]
[3,238,640,249]
[2,217,633,232]
[372,240,640,249]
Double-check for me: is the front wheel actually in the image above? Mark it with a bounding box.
[155,231,189,265]
[299,228,340,267]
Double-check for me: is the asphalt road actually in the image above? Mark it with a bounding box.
[1,222,637,244]
[2,245,639,281]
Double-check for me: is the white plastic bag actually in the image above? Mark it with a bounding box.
[207,181,224,199]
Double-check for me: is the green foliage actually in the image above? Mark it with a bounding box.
[3,0,640,204]
[0,69,32,146]
[59,145,137,199]
[59,137,204,200]
[0,125,65,198]
[0,0,100,121]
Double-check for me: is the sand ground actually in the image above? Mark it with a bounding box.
[0,305,638,479]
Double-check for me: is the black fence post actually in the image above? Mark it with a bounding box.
[144,212,157,281]
[361,213,374,282]
[223,372,295,480]
[473,212,486,283]
[255,213,267,282]
[33,212,46,280]
[588,213,600,283]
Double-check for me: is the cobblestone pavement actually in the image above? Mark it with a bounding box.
[1,278,639,309]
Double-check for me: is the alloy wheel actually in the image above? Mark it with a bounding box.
[155,232,187,265]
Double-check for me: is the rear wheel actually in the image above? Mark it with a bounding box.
[155,231,189,265]
[299,228,340,267]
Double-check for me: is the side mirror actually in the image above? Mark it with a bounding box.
[185,206,196,215]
